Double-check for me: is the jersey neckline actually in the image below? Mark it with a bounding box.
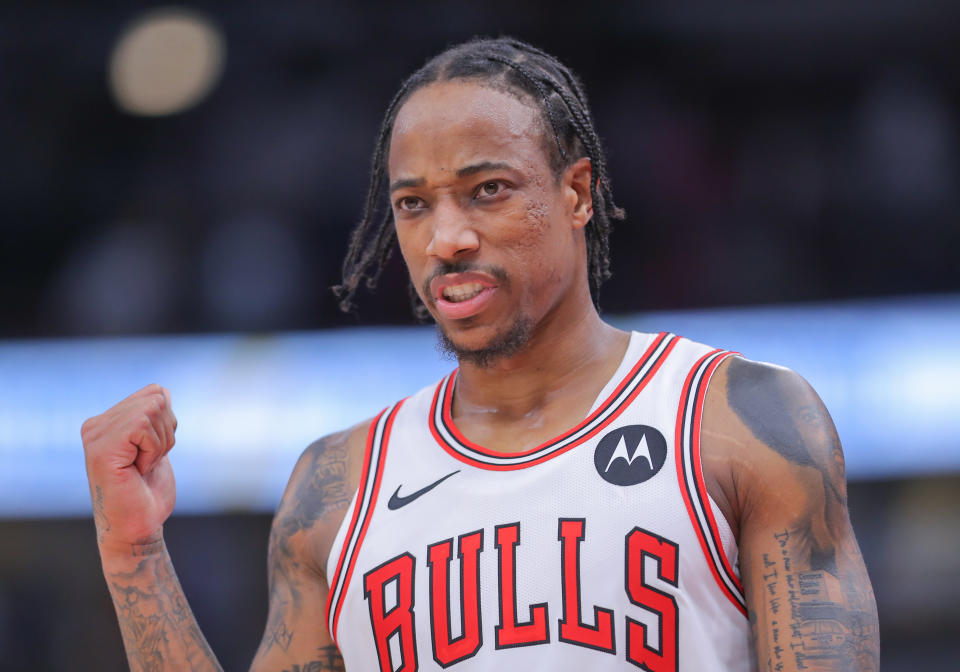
[427,331,679,470]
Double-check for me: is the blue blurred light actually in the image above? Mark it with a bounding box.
[1,295,958,517]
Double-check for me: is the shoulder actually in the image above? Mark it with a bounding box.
[701,355,847,537]
[270,417,376,578]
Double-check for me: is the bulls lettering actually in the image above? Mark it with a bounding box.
[427,530,484,667]
[494,522,550,648]
[558,518,616,654]
[361,520,681,671]
[363,552,418,672]
[625,527,679,672]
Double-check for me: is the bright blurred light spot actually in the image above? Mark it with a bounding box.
[109,8,225,117]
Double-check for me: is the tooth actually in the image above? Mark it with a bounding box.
[443,282,484,302]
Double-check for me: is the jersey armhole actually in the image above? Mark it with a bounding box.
[674,349,748,617]
[323,400,405,643]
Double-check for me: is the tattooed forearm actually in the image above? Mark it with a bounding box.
[93,485,110,544]
[106,546,223,672]
[279,646,346,671]
[748,527,879,672]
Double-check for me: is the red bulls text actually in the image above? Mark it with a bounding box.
[362,520,679,670]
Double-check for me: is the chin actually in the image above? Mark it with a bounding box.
[435,317,532,369]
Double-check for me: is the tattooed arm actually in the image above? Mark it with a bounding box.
[83,385,222,671]
[702,357,879,672]
[83,385,368,672]
[251,424,370,672]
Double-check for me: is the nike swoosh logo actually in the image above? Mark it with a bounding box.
[387,470,460,510]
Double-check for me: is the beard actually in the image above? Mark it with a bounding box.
[423,261,531,368]
[435,316,533,369]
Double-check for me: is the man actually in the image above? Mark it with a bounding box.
[82,38,879,671]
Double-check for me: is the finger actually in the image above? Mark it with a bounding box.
[159,387,177,451]
[148,395,170,456]
[127,383,165,403]
[131,414,165,475]
[102,384,164,425]
[160,408,177,456]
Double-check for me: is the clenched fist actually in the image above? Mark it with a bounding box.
[81,383,178,556]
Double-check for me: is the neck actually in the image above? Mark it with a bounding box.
[453,305,629,422]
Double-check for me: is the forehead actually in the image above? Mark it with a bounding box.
[388,81,550,179]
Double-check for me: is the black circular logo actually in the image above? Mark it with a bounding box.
[593,425,668,486]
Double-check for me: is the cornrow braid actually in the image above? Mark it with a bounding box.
[334,36,625,316]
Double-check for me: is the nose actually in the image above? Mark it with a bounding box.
[425,200,479,261]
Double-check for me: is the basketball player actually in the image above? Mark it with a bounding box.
[81,38,879,671]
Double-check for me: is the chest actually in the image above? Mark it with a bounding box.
[323,335,750,671]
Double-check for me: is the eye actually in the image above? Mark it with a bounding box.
[396,195,424,211]
[475,181,505,199]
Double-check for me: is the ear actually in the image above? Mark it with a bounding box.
[562,157,593,231]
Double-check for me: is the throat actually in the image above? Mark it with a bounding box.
[450,328,633,454]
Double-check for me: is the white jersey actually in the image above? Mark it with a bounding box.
[325,332,754,671]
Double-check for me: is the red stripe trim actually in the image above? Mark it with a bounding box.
[674,350,748,617]
[430,333,676,470]
[331,399,405,640]
[430,332,680,471]
[691,352,744,595]
[444,332,669,459]
[323,407,386,640]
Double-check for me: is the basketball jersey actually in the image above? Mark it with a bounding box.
[325,331,754,671]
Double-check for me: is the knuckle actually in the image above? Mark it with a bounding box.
[80,415,103,444]
[138,414,153,433]
[144,397,163,417]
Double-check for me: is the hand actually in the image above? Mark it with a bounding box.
[82,383,178,555]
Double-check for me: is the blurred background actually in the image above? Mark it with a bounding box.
[1,1,958,669]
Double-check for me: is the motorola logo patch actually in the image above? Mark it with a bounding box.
[593,425,667,486]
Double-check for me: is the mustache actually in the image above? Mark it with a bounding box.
[421,262,509,299]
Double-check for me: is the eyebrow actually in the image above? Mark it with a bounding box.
[389,177,425,193]
[389,161,517,193]
[455,161,515,178]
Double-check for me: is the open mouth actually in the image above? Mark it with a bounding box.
[442,282,485,303]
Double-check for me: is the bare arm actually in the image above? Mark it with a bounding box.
[84,385,366,671]
[706,358,879,672]
[251,424,369,672]
[101,542,222,671]
[83,384,222,671]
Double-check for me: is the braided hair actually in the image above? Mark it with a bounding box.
[334,36,625,316]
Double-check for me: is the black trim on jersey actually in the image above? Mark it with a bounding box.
[557,518,616,655]
[427,536,455,669]
[327,401,403,642]
[494,522,551,649]
[427,530,485,668]
[363,552,419,672]
[624,527,679,672]
[677,351,748,615]
[457,529,484,661]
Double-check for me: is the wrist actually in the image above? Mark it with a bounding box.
[98,529,166,570]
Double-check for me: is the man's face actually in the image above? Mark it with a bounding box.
[388,80,592,365]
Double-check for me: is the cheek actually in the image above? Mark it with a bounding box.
[395,223,426,283]
[502,197,569,291]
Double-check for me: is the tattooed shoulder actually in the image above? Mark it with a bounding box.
[281,430,355,523]
[256,424,369,663]
[725,356,846,499]
[726,357,880,670]
[269,425,365,577]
